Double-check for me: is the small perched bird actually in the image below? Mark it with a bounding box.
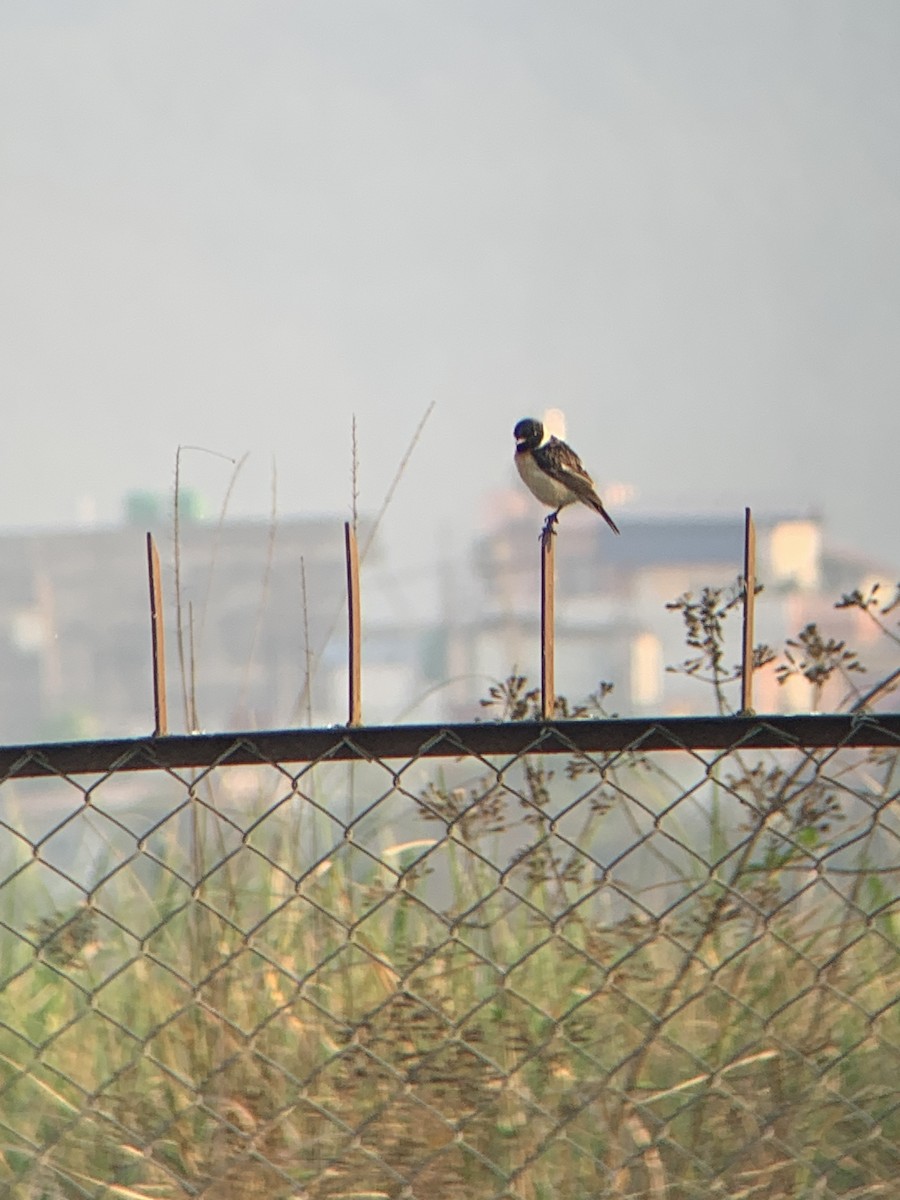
[513,417,620,537]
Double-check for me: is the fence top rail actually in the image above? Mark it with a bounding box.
[0,713,897,780]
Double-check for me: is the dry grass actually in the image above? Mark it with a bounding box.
[1,729,898,1200]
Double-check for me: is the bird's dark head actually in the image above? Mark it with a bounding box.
[514,418,544,451]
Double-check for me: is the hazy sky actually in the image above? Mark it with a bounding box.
[2,1,899,574]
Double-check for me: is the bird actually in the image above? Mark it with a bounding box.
[513,417,620,538]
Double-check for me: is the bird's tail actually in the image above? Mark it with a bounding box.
[587,494,620,535]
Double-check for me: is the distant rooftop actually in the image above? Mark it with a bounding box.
[599,514,752,568]
[483,511,822,572]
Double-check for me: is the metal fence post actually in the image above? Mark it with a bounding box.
[541,529,555,719]
[741,507,757,714]
[146,532,168,736]
[345,521,362,726]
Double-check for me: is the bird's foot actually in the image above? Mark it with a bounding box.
[540,511,559,547]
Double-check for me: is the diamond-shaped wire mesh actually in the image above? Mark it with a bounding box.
[1,719,898,1198]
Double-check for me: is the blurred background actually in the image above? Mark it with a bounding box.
[1,1,898,736]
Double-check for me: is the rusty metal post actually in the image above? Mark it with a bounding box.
[541,528,556,720]
[146,532,168,736]
[345,521,361,726]
[740,507,757,714]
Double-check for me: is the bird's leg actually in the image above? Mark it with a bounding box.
[540,509,560,546]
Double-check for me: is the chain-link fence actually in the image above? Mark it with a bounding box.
[1,713,899,1199]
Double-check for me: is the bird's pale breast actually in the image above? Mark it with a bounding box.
[515,450,575,508]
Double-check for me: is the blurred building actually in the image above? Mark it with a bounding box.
[0,499,894,743]
[0,505,381,742]
[460,503,896,718]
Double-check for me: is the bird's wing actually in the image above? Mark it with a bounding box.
[542,438,598,497]
[537,436,620,533]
